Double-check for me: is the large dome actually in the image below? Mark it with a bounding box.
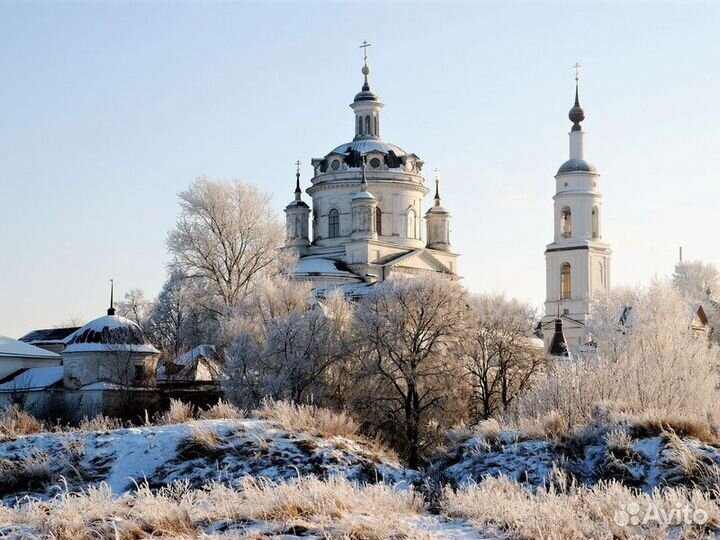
[328,140,409,158]
[64,315,159,354]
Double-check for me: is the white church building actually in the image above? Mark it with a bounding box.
[541,74,612,353]
[285,47,459,295]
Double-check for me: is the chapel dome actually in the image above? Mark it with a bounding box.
[64,315,159,354]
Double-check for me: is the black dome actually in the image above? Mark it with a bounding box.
[557,158,597,175]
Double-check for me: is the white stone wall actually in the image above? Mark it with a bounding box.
[63,350,159,389]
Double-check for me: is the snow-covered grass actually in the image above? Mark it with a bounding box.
[441,474,720,540]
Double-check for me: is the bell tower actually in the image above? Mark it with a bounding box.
[543,66,611,352]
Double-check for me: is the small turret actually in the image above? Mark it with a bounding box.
[425,169,452,251]
[351,156,378,240]
[284,161,311,248]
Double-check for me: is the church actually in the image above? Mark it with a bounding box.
[541,70,612,353]
[284,44,460,296]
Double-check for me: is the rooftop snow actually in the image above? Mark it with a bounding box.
[0,336,61,360]
[0,366,63,392]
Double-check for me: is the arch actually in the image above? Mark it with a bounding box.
[374,115,379,136]
[357,116,363,135]
[375,207,382,235]
[592,206,599,239]
[328,209,340,238]
[561,262,571,300]
[560,206,572,238]
[407,209,417,239]
[365,115,371,135]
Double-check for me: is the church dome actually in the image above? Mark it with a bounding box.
[329,140,408,158]
[64,315,159,354]
[557,158,597,175]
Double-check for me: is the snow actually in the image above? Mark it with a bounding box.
[295,256,357,276]
[0,366,63,392]
[63,342,159,354]
[0,336,60,360]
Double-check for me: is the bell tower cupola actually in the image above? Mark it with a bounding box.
[351,41,384,141]
[425,168,452,251]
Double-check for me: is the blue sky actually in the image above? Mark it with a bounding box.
[2,2,719,337]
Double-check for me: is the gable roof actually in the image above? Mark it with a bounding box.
[382,249,453,274]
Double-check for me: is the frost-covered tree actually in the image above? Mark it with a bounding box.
[462,293,543,421]
[223,277,352,408]
[116,289,151,328]
[517,281,720,427]
[167,176,289,318]
[672,260,719,302]
[353,274,468,468]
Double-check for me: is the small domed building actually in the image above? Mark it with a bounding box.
[285,47,459,296]
[62,296,161,420]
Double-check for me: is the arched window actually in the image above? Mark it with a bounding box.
[328,209,340,238]
[592,206,599,239]
[365,115,371,135]
[375,208,382,235]
[561,206,572,238]
[561,263,571,299]
[374,115,379,136]
[407,209,417,239]
[357,116,363,135]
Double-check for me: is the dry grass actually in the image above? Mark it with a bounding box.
[156,399,196,425]
[0,404,45,438]
[0,450,51,492]
[442,475,720,540]
[1,476,427,539]
[198,399,245,420]
[629,411,719,445]
[254,399,360,439]
[77,415,124,433]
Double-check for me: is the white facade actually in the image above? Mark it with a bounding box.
[542,83,612,351]
[286,58,459,290]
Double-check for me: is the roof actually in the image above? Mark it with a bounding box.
[547,319,570,357]
[0,336,61,360]
[18,327,80,345]
[0,366,63,392]
[293,256,361,278]
[329,140,409,157]
[312,282,377,302]
[557,158,597,175]
[64,315,159,354]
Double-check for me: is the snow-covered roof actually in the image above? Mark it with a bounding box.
[294,256,360,278]
[329,140,409,157]
[312,282,377,302]
[0,336,61,360]
[0,366,63,392]
[64,315,159,354]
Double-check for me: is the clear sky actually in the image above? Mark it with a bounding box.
[2,1,719,338]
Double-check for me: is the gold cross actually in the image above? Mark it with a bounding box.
[360,40,371,65]
[574,62,581,82]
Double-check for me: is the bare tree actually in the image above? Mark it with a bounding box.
[354,274,468,468]
[167,176,289,319]
[462,293,544,421]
